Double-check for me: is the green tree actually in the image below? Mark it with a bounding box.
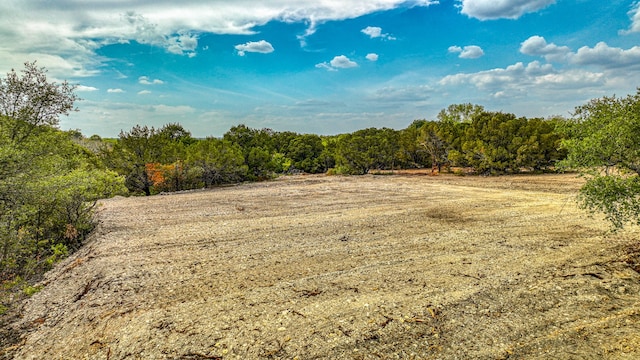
[560,90,640,229]
[1,62,127,280]
[104,125,161,195]
[224,125,276,179]
[286,134,325,173]
[419,121,450,172]
[335,128,399,174]
[186,137,248,186]
[0,61,78,142]
[0,118,125,279]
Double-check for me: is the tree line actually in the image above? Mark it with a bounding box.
[97,104,567,195]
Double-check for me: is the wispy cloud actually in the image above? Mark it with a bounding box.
[76,85,99,92]
[235,40,275,56]
[137,90,152,95]
[620,1,640,34]
[458,0,556,20]
[449,45,485,59]
[123,11,198,57]
[138,76,164,85]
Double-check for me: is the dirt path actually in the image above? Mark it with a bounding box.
[5,174,640,359]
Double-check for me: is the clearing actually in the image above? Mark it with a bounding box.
[4,173,640,359]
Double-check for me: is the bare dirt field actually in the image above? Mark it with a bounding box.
[4,173,640,359]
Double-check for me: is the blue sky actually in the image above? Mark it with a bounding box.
[1,0,640,137]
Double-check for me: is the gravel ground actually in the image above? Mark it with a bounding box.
[4,173,640,359]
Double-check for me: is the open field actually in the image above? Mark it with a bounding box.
[4,173,640,359]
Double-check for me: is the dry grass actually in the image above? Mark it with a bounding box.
[4,173,640,359]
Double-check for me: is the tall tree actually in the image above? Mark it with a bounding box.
[0,61,78,142]
[560,89,640,229]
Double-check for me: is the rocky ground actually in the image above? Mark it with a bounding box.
[3,173,640,359]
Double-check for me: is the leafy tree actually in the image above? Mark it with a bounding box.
[104,125,161,195]
[398,120,430,168]
[186,137,248,186]
[0,116,125,280]
[419,121,450,172]
[560,90,640,229]
[286,134,325,173]
[0,61,78,142]
[224,125,277,178]
[437,103,484,124]
[335,128,399,174]
[1,62,126,281]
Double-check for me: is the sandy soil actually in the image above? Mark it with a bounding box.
[4,173,640,359]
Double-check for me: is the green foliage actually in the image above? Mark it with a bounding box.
[561,89,640,229]
[0,63,126,282]
[578,175,640,229]
[335,128,400,174]
[186,138,248,186]
[0,61,78,132]
[0,116,127,279]
[45,243,68,267]
[22,284,42,297]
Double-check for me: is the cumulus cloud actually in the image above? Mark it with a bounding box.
[138,76,164,85]
[317,55,358,71]
[458,0,556,20]
[571,42,640,68]
[361,26,396,40]
[366,53,379,61]
[521,36,640,69]
[235,40,275,56]
[137,90,152,95]
[449,45,485,59]
[331,55,358,68]
[520,36,571,62]
[440,61,604,94]
[107,88,125,93]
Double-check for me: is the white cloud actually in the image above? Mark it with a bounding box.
[331,55,358,69]
[521,36,640,69]
[76,85,99,92]
[620,2,640,34]
[440,61,604,93]
[137,90,152,95]
[123,12,199,57]
[571,42,640,68]
[235,40,275,56]
[366,53,379,61]
[315,62,337,71]
[520,36,571,62]
[138,76,164,85]
[107,88,125,93]
[449,45,484,59]
[316,55,359,71]
[361,26,396,40]
[458,0,556,20]
[0,1,437,75]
